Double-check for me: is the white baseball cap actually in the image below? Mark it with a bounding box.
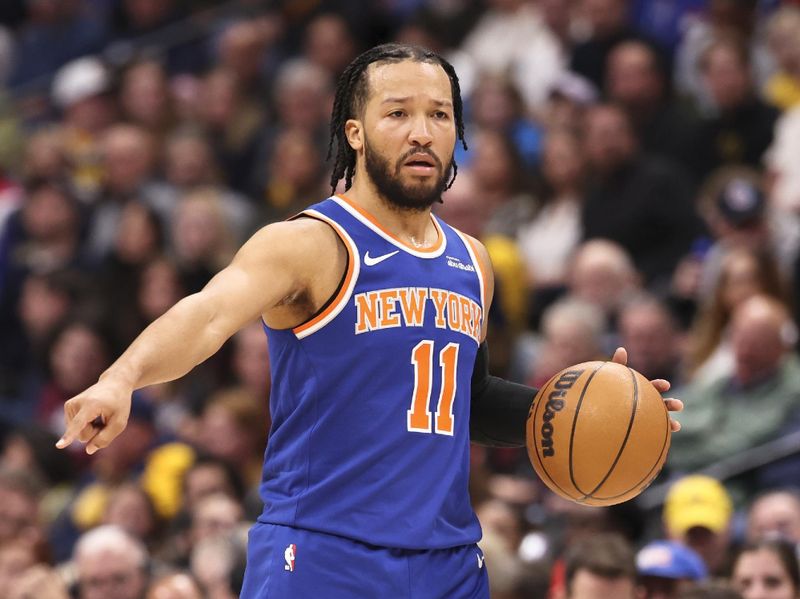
[51,56,110,108]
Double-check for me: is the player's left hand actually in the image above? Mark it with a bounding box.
[611,346,682,432]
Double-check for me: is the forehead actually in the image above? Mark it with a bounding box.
[364,60,452,104]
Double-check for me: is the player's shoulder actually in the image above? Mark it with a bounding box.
[451,227,491,270]
[236,216,342,271]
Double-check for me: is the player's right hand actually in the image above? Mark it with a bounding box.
[55,378,133,455]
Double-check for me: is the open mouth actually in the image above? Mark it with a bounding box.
[403,154,437,173]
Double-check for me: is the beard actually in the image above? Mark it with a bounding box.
[363,137,451,212]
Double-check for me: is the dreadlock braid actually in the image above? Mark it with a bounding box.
[327,43,468,193]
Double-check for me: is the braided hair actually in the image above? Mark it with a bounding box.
[327,43,468,193]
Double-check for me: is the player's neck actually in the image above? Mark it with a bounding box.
[344,177,438,250]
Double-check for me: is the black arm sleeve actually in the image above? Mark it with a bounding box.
[470,341,539,447]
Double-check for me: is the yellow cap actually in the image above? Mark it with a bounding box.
[664,475,733,536]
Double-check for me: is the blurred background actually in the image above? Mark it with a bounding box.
[2,0,800,598]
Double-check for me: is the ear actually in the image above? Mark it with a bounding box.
[345,119,363,151]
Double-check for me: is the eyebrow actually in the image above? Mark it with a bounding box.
[381,97,453,108]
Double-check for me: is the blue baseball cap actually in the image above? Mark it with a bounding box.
[636,541,707,580]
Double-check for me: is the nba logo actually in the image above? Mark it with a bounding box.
[284,544,297,572]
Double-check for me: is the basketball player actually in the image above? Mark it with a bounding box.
[57,44,682,598]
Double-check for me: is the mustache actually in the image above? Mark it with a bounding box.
[396,148,443,170]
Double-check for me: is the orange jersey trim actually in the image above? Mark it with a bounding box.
[292,210,359,338]
[335,193,445,255]
[453,229,488,341]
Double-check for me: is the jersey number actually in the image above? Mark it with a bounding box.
[407,340,459,435]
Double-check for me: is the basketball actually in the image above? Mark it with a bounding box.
[526,361,671,506]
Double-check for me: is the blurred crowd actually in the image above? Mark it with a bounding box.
[2,0,800,597]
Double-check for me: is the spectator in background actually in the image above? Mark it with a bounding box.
[663,475,734,577]
[33,319,111,433]
[8,0,108,89]
[731,539,800,599]
[159,129,254,243]
[102,481,159,548]
[190,530,246,599]
[636,540,708,599]
[539,0,575,50]
[678,584,744,599]
[671,295,800,476]
[764,7,800,112]
[45,399,156,562]
[101,202,164,345]
[460,73,543,169]
[746,489,800,544]
[109,0,205,76]
[765,102,800,214]
[606,39,698,170]
[467,128,536,238]
[1,269,80,403]
[435,171,528,348]
[695,168,799,304]
[6,564,69,599]
[170,188,236,294]
[89,124,163,258]
[51,57,116,200]
[690,36,779,182]
[73,525,149,599]
[581,104,700,286]
[0,467,44,551]
[136,257,184,327]
[478,529,525,599]
[517,128,585,323]
[229,321,271,400]
[0,424,75,490]
[1,179,86,284]
[544,71,598,134]
[0,541,41,598]
[0,25,13,86]
[618,293,684,384]
[147,572,203,599]
[196,68,266,193]
[570,0,650,91]
[196,389,267,489]
[216,19,277,105]
[526,297,606,388]
[254,127,329,223]
[674,0,770,109]
[568,239,640,326]
[456,0,564,114]
[686,246,787,384]
[21,128,68,185]
[560,533,639,599]
[119,60,175,140]
[0,181,87,394]
[303,13,358,79]
[189,493,243,549]
[181,457,244,515]
[251,58,332,191]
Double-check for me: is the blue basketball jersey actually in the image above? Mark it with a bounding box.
[258,194,487,550]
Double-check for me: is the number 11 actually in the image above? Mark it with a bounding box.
[407,340,459,435]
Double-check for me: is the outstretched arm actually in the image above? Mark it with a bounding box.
[57,218,341,454]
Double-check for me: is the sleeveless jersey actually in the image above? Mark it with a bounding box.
[258,195,487,550]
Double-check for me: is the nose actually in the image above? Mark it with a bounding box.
[408,114,433,147]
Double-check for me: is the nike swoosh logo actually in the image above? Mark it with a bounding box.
[477,554,484,569]
[364,250,399,266]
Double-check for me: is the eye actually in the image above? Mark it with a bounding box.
[433,110,449,120]
[388,110,406,118]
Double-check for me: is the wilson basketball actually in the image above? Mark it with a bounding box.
[526,361,671,506]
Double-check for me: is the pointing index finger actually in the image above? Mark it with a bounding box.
[56,406,92,449]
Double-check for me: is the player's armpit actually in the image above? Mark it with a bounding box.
[470,341,536,448]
